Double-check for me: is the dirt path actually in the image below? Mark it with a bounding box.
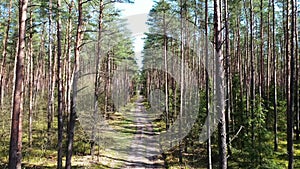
[123,94,165,169]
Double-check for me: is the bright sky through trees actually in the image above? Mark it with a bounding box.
[115,0,154,69]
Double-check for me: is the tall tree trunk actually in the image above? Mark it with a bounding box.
[91,0,103,157]
[295,0,299,141]
[47,0,54,136]
[249,0,255,147]
[66,1,74,117]
[205,0,212,168]
[163,0,169,130]
[214,0,227,168]
[259,0,264,101]
[179,0,184,163]
[57,0,63,167]
[66,0,84,168]
[223,0,231,157]
[266,0,271,128]
[8,0,28,168]
[287,0,295,168]
[258,0,264,163]
[272,0,278,152]
[28,3,34,148]
[236,16,244,146]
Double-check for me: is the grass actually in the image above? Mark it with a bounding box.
[0,94,140,168]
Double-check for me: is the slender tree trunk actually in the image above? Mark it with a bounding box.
[179,0,184,163]
[223,0,231,157]
[91,32,99,159]
[249,0,255,147]
[258,0,264,164]
[163,0,169,130]
[28,4,34,148]
[47,0,54,136]
[259,0,264,101]
[104,51,109,117]
[66,0,84,168]
[266,0,271,128]
[66,1,74,117]
[214,0,227,168]
[91,0,103,157]
[272,0,278,152]
[295,0,299,141]
[8,0,28,168]
[11,40,19,119]
[287,0,295,168]
[237,17,244,146]
[57,0,63,167]
[205,0,212,168]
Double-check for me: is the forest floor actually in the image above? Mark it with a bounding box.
[1,92,300,168]
[0,92,167,168]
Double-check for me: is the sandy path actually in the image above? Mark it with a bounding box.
[123,95,165,169]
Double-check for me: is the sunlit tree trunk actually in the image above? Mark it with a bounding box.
[66,0,84,168]
[8,0,28,168]
[91,0,103,157]
[223,0,231,157]
[28,3,34,148]
[179,0,184,163]
[214,0,227,168]
[162,0,169,131]
[66,1,74,117]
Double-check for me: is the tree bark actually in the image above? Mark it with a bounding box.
[287,0,295,168]
[66,0,84,168]
[163,0,169,131]
[272,0,278,152]
[179,0,185,163]
[47,0,54,136]
[57,0,63,167]
[66,1,74,117]
[249,0,255,147]
[91,0,103,157]
[8,0,28,168]
[223,0,231,157]
[28,3,34,148]
[214,0,227,168]
[295,0,299,141]
[205,0,212,167]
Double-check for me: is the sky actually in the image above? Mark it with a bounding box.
[115,0,155,69]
